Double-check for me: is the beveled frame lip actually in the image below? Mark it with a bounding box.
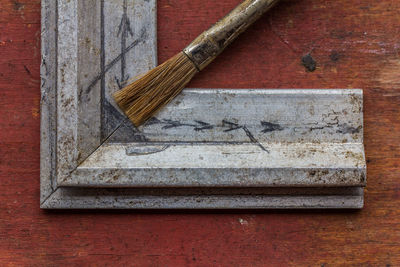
[40,0,366,209]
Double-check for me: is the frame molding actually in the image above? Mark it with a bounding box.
[41,0,366,209]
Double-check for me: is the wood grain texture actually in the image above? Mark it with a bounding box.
[0,0,399,266]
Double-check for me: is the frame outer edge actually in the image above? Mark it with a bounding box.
[40,0,58,205]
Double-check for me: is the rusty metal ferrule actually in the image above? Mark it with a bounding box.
[183,0,280,71]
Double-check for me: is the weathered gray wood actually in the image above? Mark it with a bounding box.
[56,0,81,181]
[62,142,365,187]
[103,0,157,139]
[40,0,58,203]
[77,0,102,162]
[60,89,365,188]
[52,0,157,182]
[41,187,364,209]
[40,0,366,209]
[129,89,363,143]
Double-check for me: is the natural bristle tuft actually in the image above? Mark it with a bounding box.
[113,52,198,126]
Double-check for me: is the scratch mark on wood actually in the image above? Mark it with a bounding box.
[23,65,31,76]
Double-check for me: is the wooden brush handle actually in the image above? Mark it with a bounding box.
[183,0,280,71]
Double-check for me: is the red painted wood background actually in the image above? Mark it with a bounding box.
[1,0,400,265]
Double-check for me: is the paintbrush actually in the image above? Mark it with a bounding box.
[113,0,281,126]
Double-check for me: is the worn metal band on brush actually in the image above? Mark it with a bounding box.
[183,0,280,71]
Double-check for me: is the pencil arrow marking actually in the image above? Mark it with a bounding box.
[116,0,134,89]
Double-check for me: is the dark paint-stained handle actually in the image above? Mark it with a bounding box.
[183,0,280,71]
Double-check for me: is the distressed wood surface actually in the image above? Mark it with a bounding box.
[69,142,365,187]
[58,89,365,192]
[41,1,365,208]
[0,0,399,265]
[49,0,157,184]
[126,89,364,143]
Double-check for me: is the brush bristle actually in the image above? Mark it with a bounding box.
[113,52,198,126]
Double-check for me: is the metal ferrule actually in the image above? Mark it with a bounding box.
[183,0,280,71]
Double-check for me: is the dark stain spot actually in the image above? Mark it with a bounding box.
[60,67,65,83]
[360,172,366,183]
[337,124,362,134]
[301,54,316,72]
[62,97,73,108]
[330,50,341,62]
[261,121,284,133]
[12,0,24,11]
